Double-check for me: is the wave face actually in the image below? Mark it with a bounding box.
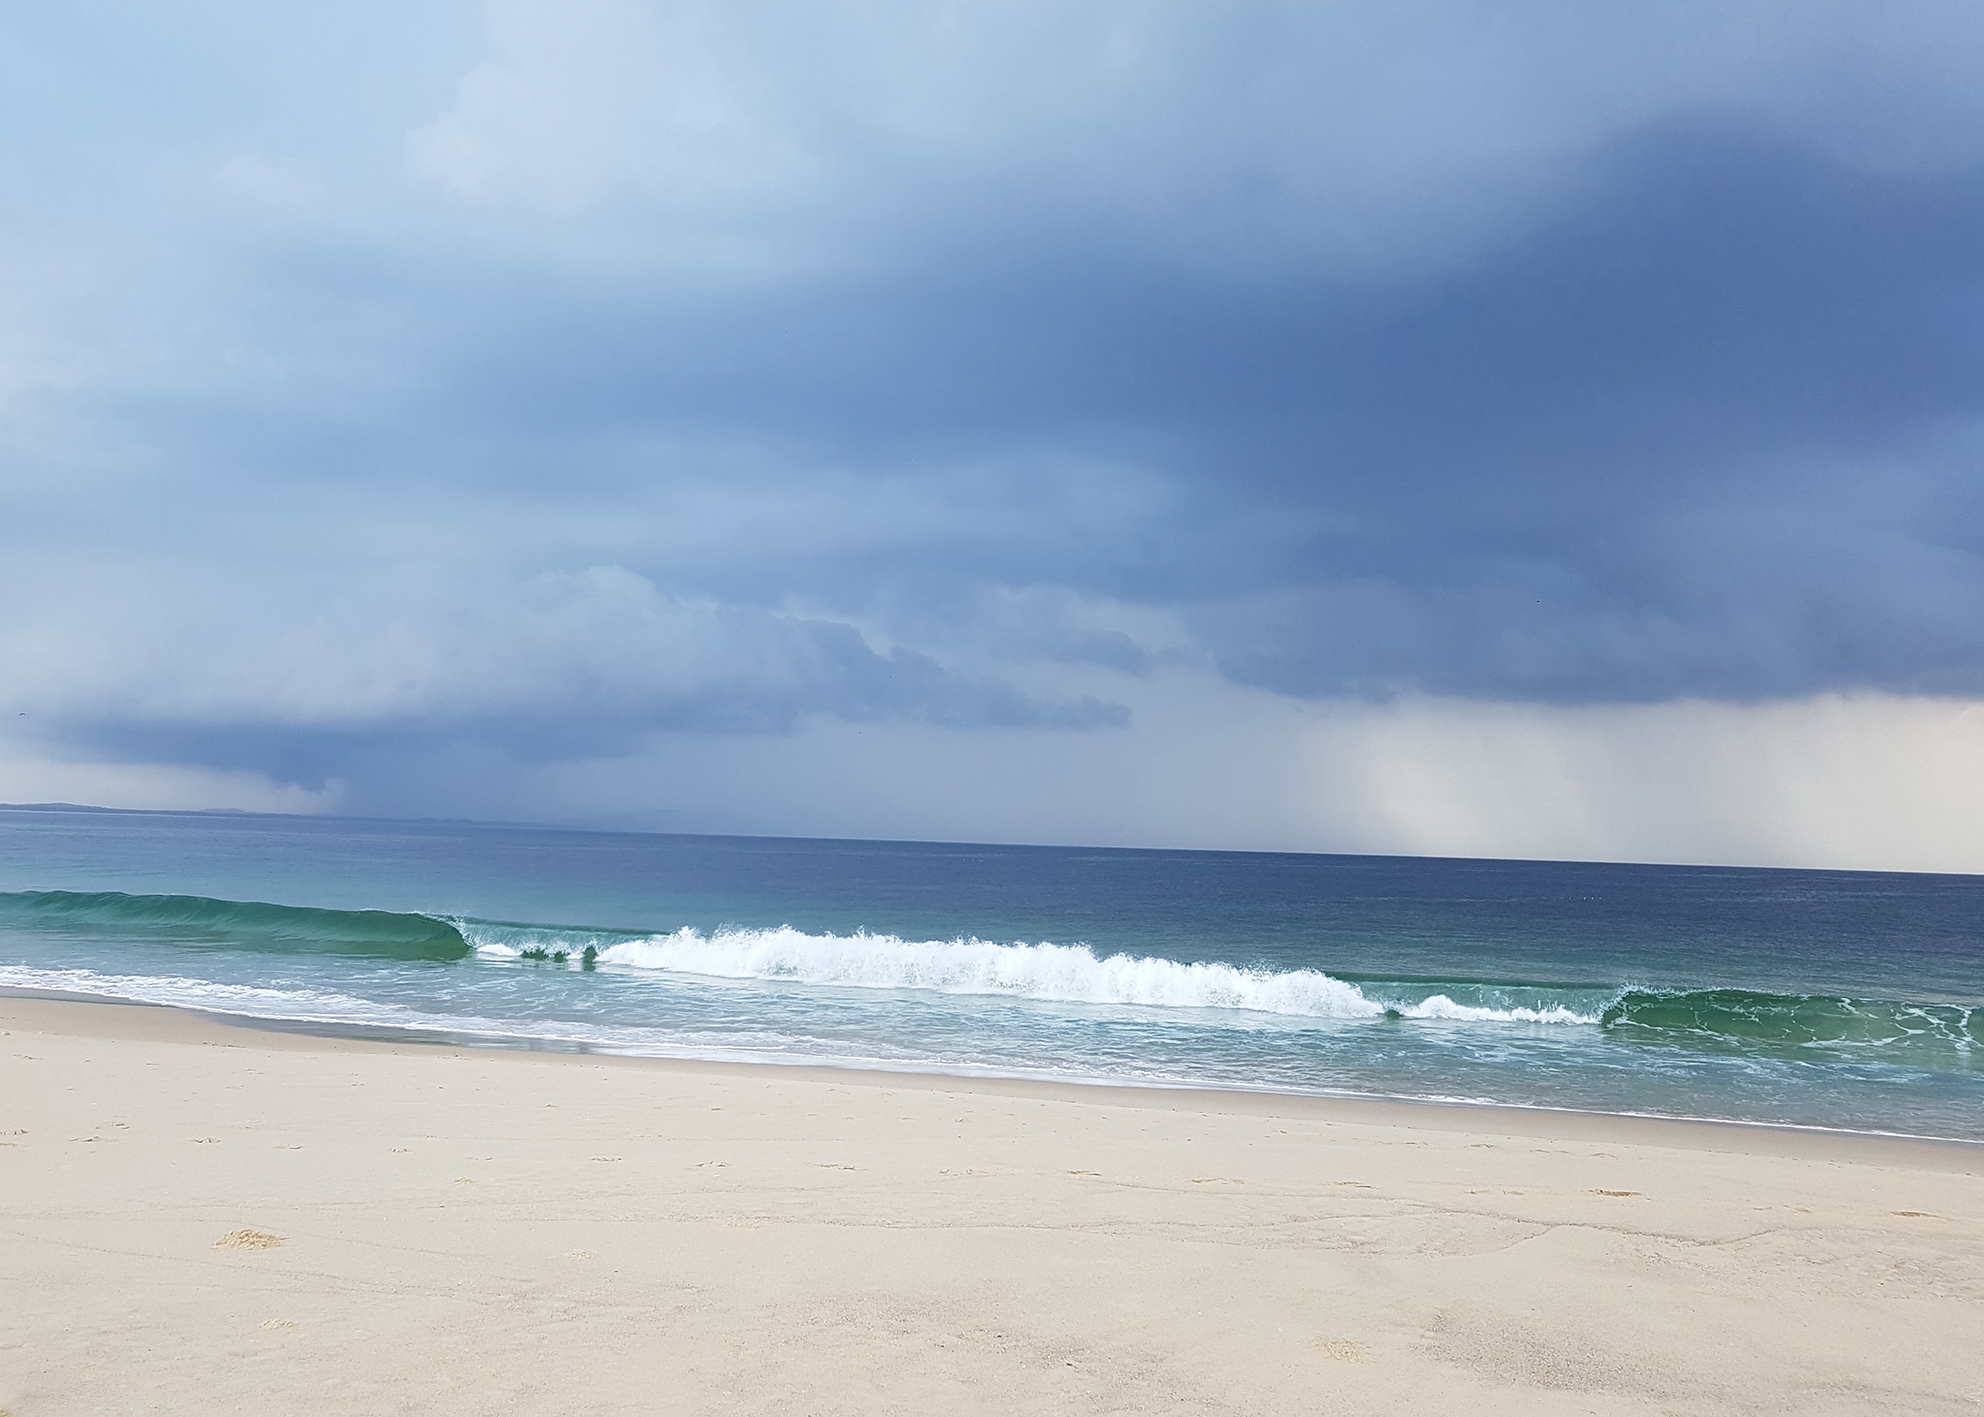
[468,924,1599,1023]
[1603,988,1981,1062]
[0,890,470,962]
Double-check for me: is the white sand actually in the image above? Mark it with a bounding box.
[2,993,1980,1415]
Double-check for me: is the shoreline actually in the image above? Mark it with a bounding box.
[5,989,1981,1414]
[7,987,1977,1165]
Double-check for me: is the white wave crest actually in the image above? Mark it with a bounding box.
[472,925,1600,1024]
[1401,994,1597,1025]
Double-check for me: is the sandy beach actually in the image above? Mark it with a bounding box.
[1,993,1979,1416]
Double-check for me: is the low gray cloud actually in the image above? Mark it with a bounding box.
[6,566,1124,788]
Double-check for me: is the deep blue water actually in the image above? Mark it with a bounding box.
[2,807,1980,1138]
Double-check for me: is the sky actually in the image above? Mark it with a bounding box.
[3,1,1984,871]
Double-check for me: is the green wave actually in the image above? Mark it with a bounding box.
[1603,987,1981,1062]
[0,890,470,962]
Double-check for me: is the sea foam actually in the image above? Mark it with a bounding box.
[470,925,1598,1024]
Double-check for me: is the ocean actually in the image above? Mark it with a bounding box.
[2,806,1980,1140]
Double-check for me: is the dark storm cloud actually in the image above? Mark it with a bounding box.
[398,124,1984,698]
[462,127,1984,468]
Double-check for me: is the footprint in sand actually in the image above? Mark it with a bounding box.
[1312,1339,1366,1361]
[261,1319,297,1330]
[214,1230,283,1250]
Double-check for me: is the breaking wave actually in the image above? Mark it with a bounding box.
[466,924,1598,1023]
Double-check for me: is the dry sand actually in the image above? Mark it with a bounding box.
[1,993,1980,1416]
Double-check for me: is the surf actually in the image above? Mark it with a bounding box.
[5,888,1977,1067]
[466,923,1602,1023]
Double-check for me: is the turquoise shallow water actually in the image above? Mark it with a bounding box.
[2,807,1981,1138]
